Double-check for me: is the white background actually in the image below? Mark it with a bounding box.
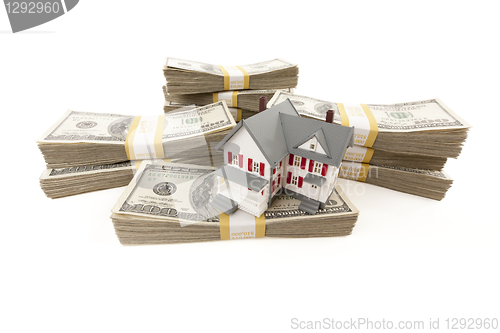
[1,1,499,332]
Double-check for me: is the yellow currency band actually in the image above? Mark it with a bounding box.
[363,147,375,163]
[154,115,166,159]
[361,104,378,147]
[236,66,250,89]
[358,163,370,182]
[336,103,379,148]
[124,115,165,160]
[219,213,231,240]
[219,213,266,240]
[125,116,141,160]
[236,108,242,121]
[337,103,350,127]
[218,65,250,90]
[212,91,239,107]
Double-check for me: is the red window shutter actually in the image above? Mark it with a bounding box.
[238,154,243,168]
[228,152,232,164]
[278,174,281,186]
[272,180,275,193]
[288,154,294,165]
[286,172,291,184]
[280,161,282,168]
[300,157,306,169]
[273,168,276,175]
[321,164,328,176]
[259,162,265,176]
[298,176,303,188]
[248,158,253,172]
[309,159,314,172]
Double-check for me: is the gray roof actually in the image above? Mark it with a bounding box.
[280,113,354,167]
[215,98,354,168]
[303,173,326,186]
[215,99,299,166]
[214,165,268,191]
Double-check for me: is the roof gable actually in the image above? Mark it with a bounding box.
[279,113,354,167]
[297,133,328,156]
[238,99,300,166]
[215,98,354,168]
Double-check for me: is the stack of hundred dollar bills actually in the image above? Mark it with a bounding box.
[37,55,472,247]
[39,58,301,199]
[111,161,359,245]
[38,102,235,198]
[267,92,471,200]
[162,58,298,121]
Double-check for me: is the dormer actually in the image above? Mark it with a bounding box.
[297,133,327,155]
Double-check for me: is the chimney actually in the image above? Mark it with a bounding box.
[259,96,267,112]
[326,109,335,123]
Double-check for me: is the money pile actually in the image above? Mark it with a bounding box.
[40,161,140,199]
[163,58,298,94]
[111,161,359,245]
[163,101,254,122]
[163,86,292,112]
[267,92,470,200]
[268,92,470,160]
[37,102,234,169]
[340,162,453,201]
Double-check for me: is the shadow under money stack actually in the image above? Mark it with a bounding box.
[162,58,298,120]
[267,92,470,200]
[111,161,359,245]
[37,102,234,169]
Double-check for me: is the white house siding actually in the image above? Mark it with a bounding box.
[270,158,285,198]
[219,179,270,216]
[282,154,337,203]
[223,125,269,179]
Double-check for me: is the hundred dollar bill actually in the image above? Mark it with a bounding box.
[164,58,297,76]
[37,102,234,168]
[40,161,141,199]
[40,157,223,199]
[268,92,470,159]
[38,101,235,144]
[163,58,299,94]
[163,100,254,122]
[111,161,359,245]
[112,162,221,224]
[163,86,293,112]
[339,161,453,200]
[268,92,471,132]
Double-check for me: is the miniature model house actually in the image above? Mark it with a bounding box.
[209,99,354,216]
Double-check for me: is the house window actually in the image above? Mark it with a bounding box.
[232,154,238,166]
[314,162,322,174]
[253,161,259,172]
[310,143,315,150]
[292,176,298,186]
[294,156,301,167]
[311,184,318,189]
